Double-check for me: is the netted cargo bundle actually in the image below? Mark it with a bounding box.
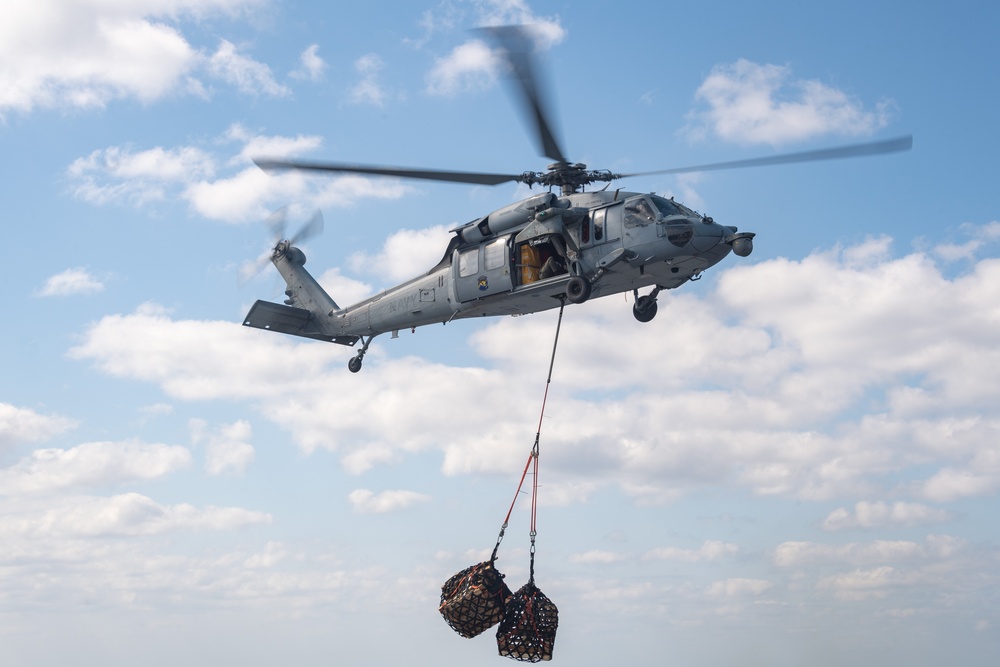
[496,581,558,662]
[439,560,512,638]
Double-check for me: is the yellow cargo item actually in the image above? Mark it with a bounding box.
[519,244,541,285]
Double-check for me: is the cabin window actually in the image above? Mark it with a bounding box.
[484,237,506,271]
[581,215,591,244]
[458,248,479,277]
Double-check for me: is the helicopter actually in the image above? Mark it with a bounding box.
[243,25,912,373]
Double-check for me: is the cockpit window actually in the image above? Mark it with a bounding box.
[624,197,657,227]
[650,194,684,217]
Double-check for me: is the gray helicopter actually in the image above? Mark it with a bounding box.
[243,26,911,373]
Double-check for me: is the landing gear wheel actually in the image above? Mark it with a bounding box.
[348,356,363,373]
[633,295,658,323]
[565,276,592,304]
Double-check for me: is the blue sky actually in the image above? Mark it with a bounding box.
[2,1,999,665]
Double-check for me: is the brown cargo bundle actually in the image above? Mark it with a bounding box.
[439,559,513,638]
[496,581,559,662]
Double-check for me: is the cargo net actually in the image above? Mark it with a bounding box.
[496,582,559,662]
[439,560,513,638]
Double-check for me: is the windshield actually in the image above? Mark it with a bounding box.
[649,194,686,217]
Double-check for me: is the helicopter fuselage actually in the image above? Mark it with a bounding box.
[243,189,754,370]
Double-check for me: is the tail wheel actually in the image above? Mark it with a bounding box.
[565,276,591,304]
[348,356,363,373]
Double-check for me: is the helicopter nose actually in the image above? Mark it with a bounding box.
[690,218,725,252]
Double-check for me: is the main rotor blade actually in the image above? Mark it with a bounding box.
[623,135,912,178]
[481,25,569,165]
[255,158,520,186]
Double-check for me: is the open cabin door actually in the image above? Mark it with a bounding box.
[453,235,514,302]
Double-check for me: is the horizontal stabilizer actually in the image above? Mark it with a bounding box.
[243,300,359,346]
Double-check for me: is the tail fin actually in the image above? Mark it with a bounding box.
[242,242,359,347]
[270,242,341,314]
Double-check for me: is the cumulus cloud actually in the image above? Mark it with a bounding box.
[685,59,893,145]
[291,44,326,81]
[0,0,273,115]
[425,7,565,96]
[66,231,1000,503]
[66,125,412,223]
[932,221,1000,262]
[190,419,255,476]
[316,268,375,311]
[0,403,77,448]
[207,39,289,97]
[427,39,500,96]
[822,501,952,531]
[706,577,772,597]
[348,54,390,107]
[919,467,1000,502]
[347,489,431,514]
[0,440,191,495]
[772,536,954,568]
[570,550,628,565]
[0,492,270,538]
[69,144,215,207]
[348,225,452,282]
[225,122,323,166]
[644,540,739,562]
[35,268,105,297]
[67,302,345,401]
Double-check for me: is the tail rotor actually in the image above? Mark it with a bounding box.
[239,207,324,285]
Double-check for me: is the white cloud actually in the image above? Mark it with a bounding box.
[772,538,939,568]
[816,565,916,601]
[185,165,288,222]
[207,39,289,97]
[70,144,216,181]
[67,302,345,401]
[66,126,412,223]
[0,0,270,114]
[644,540,739,562]
[0,403,77,448]
[706,578,772,597]
[919,467,1000,502]
[685,59,892,145]
[426,39,499,96]
[0,492,270,538]
[66,238,1000,504]
[425,12,566,97]
[348,54,389,107]
[570,550,628,565]
[0,440,191,495]
[69,144,215,207]
[932,220,1000,262]
[316,268,375,311]
[475,3,565,44]
[243,540,289,568]
[190,419,255,476]
[348,225,452,282]
[225,123,324,166]
[822,501,952,531]
[291,44,326,81]
[36,268,105,297]
[347,489,431,514]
